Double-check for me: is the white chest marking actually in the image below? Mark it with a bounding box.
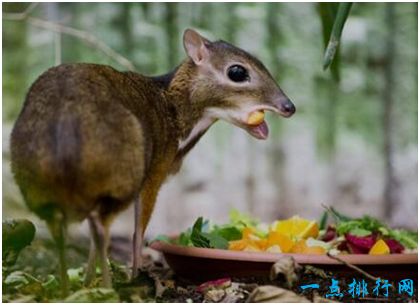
[178,116,215,151]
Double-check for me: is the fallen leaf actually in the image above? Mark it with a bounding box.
[64,288,119,302]
[246,286,310,303]
[221,283,247,302]
[204,289,226,302]
[269,256,301,288]
[313,293,338,303]
[196,278,231,293]
[304,265,328,279]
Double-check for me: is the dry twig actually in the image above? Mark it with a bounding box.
[3,4,136,71]
[326,252,379,282]
[2,3,39,21]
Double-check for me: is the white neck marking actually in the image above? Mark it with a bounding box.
[178,115,215,151]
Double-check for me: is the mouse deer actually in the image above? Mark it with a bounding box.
[10,28,295,295]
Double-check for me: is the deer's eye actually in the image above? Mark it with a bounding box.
[227,65,249,82]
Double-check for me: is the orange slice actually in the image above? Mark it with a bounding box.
[242,227,255,239]
[274,216,319,239]
[267,231,294,253]
[291,240,326,254]
[228,239,248,251]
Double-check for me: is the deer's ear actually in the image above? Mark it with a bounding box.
[183,29,210,65]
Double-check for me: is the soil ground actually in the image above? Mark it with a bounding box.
[2,236,417,302]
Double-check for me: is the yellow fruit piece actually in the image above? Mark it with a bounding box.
[267,231,295,253]
[228,239,266,252]
[228,239,247,251]
[243,244,263,252]
[247,111,265,126]
[242,227,255,239]
[303,246,327,255]
[254,239,268,251]
[291,240,326,255]
[274,216,319,239]
[369,239,390,255]
[290,240,306,253]
[266,245,282,253]
[300,221,319,239]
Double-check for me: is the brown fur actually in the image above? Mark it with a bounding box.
[12,62,194,227]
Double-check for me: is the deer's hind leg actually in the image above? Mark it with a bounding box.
[47,211,69,297]
[84,232,97,287]
[87,211,111,288]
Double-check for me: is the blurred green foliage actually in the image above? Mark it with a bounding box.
[2,3,418,157]
[3,219,36,267]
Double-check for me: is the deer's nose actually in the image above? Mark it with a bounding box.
[280,99,296,116]
[274,96,295,118]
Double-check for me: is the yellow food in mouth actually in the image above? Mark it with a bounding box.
[247,110,265,126]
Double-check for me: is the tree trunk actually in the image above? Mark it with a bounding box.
[115,3,133,58]
[383,3,398,219]
[60,3,81,63]
[266,3,283,80]
[264,3,288,218]
[225,3,237,44]
[165,3,178,70]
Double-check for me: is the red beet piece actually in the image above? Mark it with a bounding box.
[337,240,349,252]
[346,242,367,254]
[345,234,377,254]
[321,226,337,242]
[385,239,405,254]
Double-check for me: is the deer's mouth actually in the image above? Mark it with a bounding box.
[245,120,269,139]
[208,101,295,140]
[241,102,295,140]
[239,109,267,139]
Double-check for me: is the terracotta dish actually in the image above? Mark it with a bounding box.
[150,240,418,282]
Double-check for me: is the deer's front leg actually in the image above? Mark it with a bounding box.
[132,196,143,279]
[131,184,159,279]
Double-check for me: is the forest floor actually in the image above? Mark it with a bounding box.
[2,236,417,303]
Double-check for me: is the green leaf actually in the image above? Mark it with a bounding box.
[319,211,328,230]
[41,275,60,292]
[349,228,372,237]
[317,3,340,81]
[326,206,353,223]
[3,271,43,296]
[190,217,211,248]
[229,209,258,229]
[331,208,418,250]
[152,234,171,243]
[177,232,192,246]
[192,217,203,233]
[3,219,36,249]
[202,232,229,249]
[4,271,32,287]
[322,2,353,71]
[389,230,418,249]
[213,226,242,241]
[67,267,84,285]
[3,219,36,266]
[336,216,384,235]
[187,217,230,249]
